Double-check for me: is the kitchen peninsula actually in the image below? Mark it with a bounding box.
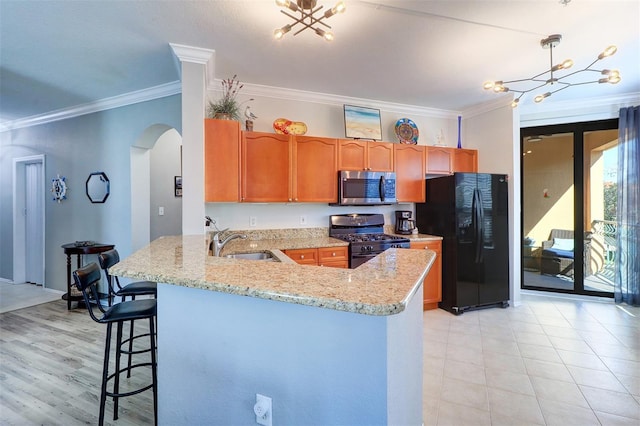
[111,235,434,425]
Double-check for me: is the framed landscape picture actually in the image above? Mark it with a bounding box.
[343,104,382,140]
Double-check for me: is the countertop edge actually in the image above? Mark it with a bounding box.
[111,235,435,317]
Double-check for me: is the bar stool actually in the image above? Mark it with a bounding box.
[73,262,157,426]
[98,249,157,305]
[99,249,157,378]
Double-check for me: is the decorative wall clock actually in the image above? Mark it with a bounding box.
[51,175,67,203]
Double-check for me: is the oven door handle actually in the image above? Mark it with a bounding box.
[352,253,380,259]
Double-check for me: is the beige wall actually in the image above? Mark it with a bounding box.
[523,134,574,246]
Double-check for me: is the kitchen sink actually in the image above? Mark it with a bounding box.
[225,252,274,261]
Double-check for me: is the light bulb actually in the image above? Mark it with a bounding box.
[333,1,346,13]
[274,25,291,40]
[315,28,334,41]
[483,81,495,90]
[511,99,519,108]
[608,74,621,84]
[275,0,289,7]
[325,2,346,18]
[561,59,573,69]
[534,92,550,103]
[598,45,617,59]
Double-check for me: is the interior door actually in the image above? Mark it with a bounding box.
[25,162,44,285]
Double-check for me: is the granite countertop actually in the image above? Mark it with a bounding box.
[395,233,443,242]
[384,226,443,242]
[222,236,348,259]
[111,235,435,316]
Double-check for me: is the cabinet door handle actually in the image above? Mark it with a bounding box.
[300,255,304,259]
[332,252,336,256]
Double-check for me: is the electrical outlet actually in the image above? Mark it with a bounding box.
[300,215,307,225]
[158,206,164,216]
[254,394,272,426]
[250,216,257,227]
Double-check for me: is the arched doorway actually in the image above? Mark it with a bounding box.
[131,125,182,252]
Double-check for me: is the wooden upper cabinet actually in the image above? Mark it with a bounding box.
[394,144,426,202]
[338,140,367,170]
[367,141,394,171]
[453,148,478,172]
[426,146,454,174]
[204,119,241,202]
[338,140,394,171]
[294,136,338,202]
[242,132,292,202]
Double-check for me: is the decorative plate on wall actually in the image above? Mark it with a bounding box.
[51,175,67,203]
[395,118,419,144]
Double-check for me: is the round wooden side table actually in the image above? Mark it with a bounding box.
[61,242,115,310]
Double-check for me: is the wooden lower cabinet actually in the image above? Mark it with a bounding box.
[317,246,349,268]
[285,246,348,268]
[409,240,442,310]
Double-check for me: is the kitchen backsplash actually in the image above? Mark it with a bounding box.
[210,227,329,241]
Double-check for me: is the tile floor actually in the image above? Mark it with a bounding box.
[422,291,640,425]
[0,281,63,314]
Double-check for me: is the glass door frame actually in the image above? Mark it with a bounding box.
[520,118,618,298]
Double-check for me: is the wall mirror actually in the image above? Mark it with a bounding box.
[86,172,110,203]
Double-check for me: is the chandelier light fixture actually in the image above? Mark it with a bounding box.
[274,0,346,41]
[483,34,621,108]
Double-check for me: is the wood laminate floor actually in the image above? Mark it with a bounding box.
[0,300,154,425]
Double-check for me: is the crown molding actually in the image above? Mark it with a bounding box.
[170,43,216,88]
[462,95,514,118]
[169,44,215,64]
[0,81,181,132]
[207,80,462,119]
[519,91,640,127]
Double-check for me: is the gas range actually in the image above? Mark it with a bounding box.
[329,213,410,268]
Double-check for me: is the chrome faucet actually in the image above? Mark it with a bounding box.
[212,230,247,256]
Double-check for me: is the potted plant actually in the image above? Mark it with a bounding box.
[206,75,253,121]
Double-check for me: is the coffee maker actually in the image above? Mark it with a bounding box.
[395,210,416,235]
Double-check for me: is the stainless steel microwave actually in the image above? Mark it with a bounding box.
[335,170,397,206]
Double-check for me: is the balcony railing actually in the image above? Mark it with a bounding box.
[590,219,616,282]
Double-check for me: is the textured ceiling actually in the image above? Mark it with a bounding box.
[1,0,639,124]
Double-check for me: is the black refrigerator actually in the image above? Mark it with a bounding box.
[415,173,510,314]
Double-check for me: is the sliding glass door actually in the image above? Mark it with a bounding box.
[521,120,618,297]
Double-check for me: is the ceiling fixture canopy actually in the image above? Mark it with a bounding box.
[274,0,346,41]
[483,34,621,108]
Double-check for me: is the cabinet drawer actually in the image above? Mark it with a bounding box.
[284,248,318,265]
[319,260,349,268]
[318,246,348,262]
[410,241,440,250]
